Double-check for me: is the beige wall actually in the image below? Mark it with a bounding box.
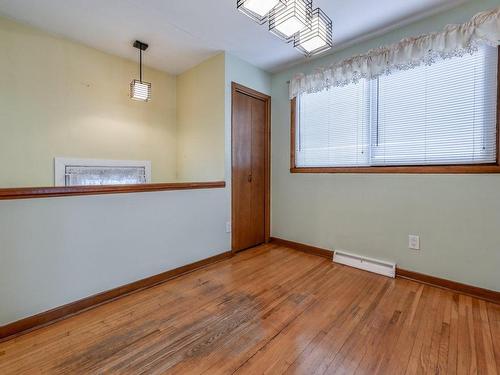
[0,17,260,187]
[176,53,226,182]
[0,16,177,187]
[271,0,500,292]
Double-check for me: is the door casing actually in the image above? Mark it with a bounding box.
[231,82,271,253]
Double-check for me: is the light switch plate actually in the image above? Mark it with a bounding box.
[226,222,232,233]
[409,235,420,250]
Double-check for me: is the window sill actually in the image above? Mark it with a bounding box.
[0,181,226,200]
[290,165,500,174]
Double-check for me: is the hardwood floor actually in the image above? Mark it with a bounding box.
[1,244,499,374]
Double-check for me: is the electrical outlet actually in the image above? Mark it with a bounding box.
[409,235,420,250]
[226,222,232,233]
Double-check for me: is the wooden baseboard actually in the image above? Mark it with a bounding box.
[396,268,500,305]
[0,251,232,342]
[270,237,334,260]
[3,240,498,342]
[270,237,499,305]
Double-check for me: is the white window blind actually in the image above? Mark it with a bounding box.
[296,45,498,168]
[297,79,371,167]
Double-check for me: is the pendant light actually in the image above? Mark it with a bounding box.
[237,0,286,24]
[294,8,332,56]
[130,40,151,102]
[269,0,312,42]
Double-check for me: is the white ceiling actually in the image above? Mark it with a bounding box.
[0,0,465,75]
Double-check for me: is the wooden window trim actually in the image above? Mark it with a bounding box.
[0,181,226,201]
[290,47,500,174]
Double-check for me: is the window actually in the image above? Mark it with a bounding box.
[293,45,499,172]
[54,158,151,186]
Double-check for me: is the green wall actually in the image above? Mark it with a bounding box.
[270,0,500,291]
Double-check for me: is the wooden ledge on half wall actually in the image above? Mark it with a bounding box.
[0,181,226,200]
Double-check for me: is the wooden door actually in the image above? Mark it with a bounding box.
[232,83,270,253]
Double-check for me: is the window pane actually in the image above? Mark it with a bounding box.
[65,166,147,186]
[373,46,498,166]
[297,80,370,167]
[295,46,498,168]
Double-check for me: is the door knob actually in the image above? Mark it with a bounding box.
[248,174,252,182]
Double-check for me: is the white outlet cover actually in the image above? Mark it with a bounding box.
[409,235,420,250]
[226,222,232,233]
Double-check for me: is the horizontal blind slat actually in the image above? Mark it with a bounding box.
[296,45,498,168]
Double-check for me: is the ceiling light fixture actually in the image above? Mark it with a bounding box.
[294,8,332,56]
[130,40,151,102]
[235,0,333,57]
[237,0,286,24]
[269,0,312,42]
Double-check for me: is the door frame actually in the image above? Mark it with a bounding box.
[231,82,271,253]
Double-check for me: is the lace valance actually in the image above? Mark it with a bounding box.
[289,6,500,99]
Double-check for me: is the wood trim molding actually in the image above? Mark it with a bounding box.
[0,181,226,201]
[270,237,500,305]
[396,268,500,305]
[290,165,500,174]
[270,237,334,260]
[496,46,500,166]
[232,82,271,102]
[290,46,500,174]
[290,97,297,171]
[231,82,272,251]
[0,251,232,342]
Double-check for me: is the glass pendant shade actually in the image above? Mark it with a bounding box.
[269,0,312,41]
[294,8,332,56]
[237,0,285,24]
[130,79,151,102]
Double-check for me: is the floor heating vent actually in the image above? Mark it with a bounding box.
[333,250,396,278]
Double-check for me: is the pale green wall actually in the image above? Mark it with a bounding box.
[0,16,178,187]
[225,53,272,97]
[224,52,272,181]
[224,53,272,237]
[176,53,226,182]
[271,0,500,291]
[0,186,231,326]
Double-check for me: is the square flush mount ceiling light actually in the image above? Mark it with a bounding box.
[130,40,151,102]
[269,0,312,42]
[237,0,286,24]
[294,8,332,56]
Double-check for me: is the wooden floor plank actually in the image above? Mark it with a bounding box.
[488,303,500,374]
[55,246,317,374]
[473,299,497,375]
[238,268,388,374]
[353,279,420,375]
[0,244,498,375]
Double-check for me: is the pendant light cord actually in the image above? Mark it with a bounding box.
[139,48,143,83]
